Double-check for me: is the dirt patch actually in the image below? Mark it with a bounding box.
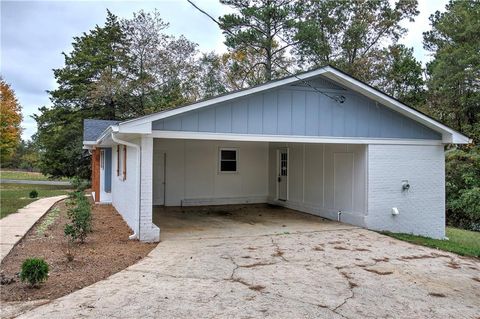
[355,248,371,252]
[333,246,349,250]
[240,262,276,268]
[328,241,343,245]
[400,254,435,260]
[472,277,480,283]
[428,292,447,298]
[373,257,390,262]
[232,278,266,292]
[313,246,324,251]
[0,199,156,302]
[272,247,285,258]
[364,268,394,275]
[446,261,461,269]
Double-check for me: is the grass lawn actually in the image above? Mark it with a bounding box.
[383,227,480,258]
[0,170,66,181]
[0,183,71,219]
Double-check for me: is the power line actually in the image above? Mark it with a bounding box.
[186,0,345,104]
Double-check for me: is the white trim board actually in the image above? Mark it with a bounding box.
[148,130,443,146]
[181,196,268,206]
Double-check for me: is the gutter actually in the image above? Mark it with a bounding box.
[110,127,141,240]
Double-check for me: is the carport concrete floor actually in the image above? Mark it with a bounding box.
[12,205,480,319]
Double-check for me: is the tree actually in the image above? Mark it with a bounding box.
[0,78,22,165]
[220,47,284,90]
[219,0,298,83]
[423,0,480,142]
[122,10,201,113]
[197,52,228,98]
[34,9,207,178]
[423,0,479,231]
[35,11,129,178]
[50,10,130,120]
[295,0,419,83]
[371,44,425,108]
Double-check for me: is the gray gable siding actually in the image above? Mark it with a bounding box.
[152,81,441,140]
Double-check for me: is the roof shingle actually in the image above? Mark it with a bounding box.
[83,119,119,142]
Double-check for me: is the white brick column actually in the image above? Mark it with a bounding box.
[139,136,160,242]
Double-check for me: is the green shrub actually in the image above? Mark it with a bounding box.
[64,192,92,243]
[19,258,49,287]
[446,147,480,231]
[29,190,38,198]
[71,177,91,192]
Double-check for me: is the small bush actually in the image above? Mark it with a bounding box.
[19,258,49,287]
[71,177,91,192]
[64,192,92,244]
[29,190,38,198]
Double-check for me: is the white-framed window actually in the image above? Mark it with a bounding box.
[100,150,105,169]
[219,148,238,173]
[116,145,127,181]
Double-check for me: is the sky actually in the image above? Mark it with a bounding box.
[1,0,449,140]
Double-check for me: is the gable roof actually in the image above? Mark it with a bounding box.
[83,119,120,143]
[101,65,470,144]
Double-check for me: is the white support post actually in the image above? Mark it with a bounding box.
[139,136,160,242]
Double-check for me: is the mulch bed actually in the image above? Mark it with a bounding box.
[0,197,156,302]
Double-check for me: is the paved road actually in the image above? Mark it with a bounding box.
[10,207,480,319]
[0,179,71,186]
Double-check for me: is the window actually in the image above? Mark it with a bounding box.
[122,145,127,180]
[100,150,105,169]
[219,148,238,173]
[116,145,120,176]
[117,145,127,181]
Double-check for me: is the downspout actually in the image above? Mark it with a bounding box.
[111,128,141,240]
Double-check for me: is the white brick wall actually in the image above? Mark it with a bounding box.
[366,144,445,239]
[139,136,160,242]
[111,143,139,233]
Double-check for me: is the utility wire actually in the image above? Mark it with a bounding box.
[187,0,345,104]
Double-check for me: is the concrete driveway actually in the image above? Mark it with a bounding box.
[13,205,480,318]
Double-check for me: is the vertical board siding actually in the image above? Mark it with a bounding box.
[152,78,442,140]
[232,100,248,133]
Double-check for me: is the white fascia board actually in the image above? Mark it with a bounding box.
[118,122,151,134]
[148,130,443,146]
[322,67,471,144]
[118,68,329,131]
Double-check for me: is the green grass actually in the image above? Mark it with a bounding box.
[383,227,480,258]
[0,170,67,181]
[0,183,71,219]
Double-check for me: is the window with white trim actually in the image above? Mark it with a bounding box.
[219,148,238,173]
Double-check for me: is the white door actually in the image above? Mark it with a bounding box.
[153,152,166,205]
[277,148,288,201]
[334,152,354,211]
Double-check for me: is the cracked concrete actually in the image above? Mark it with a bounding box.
[5,206,480,319]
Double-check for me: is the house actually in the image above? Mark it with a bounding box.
[82,66,470,242]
